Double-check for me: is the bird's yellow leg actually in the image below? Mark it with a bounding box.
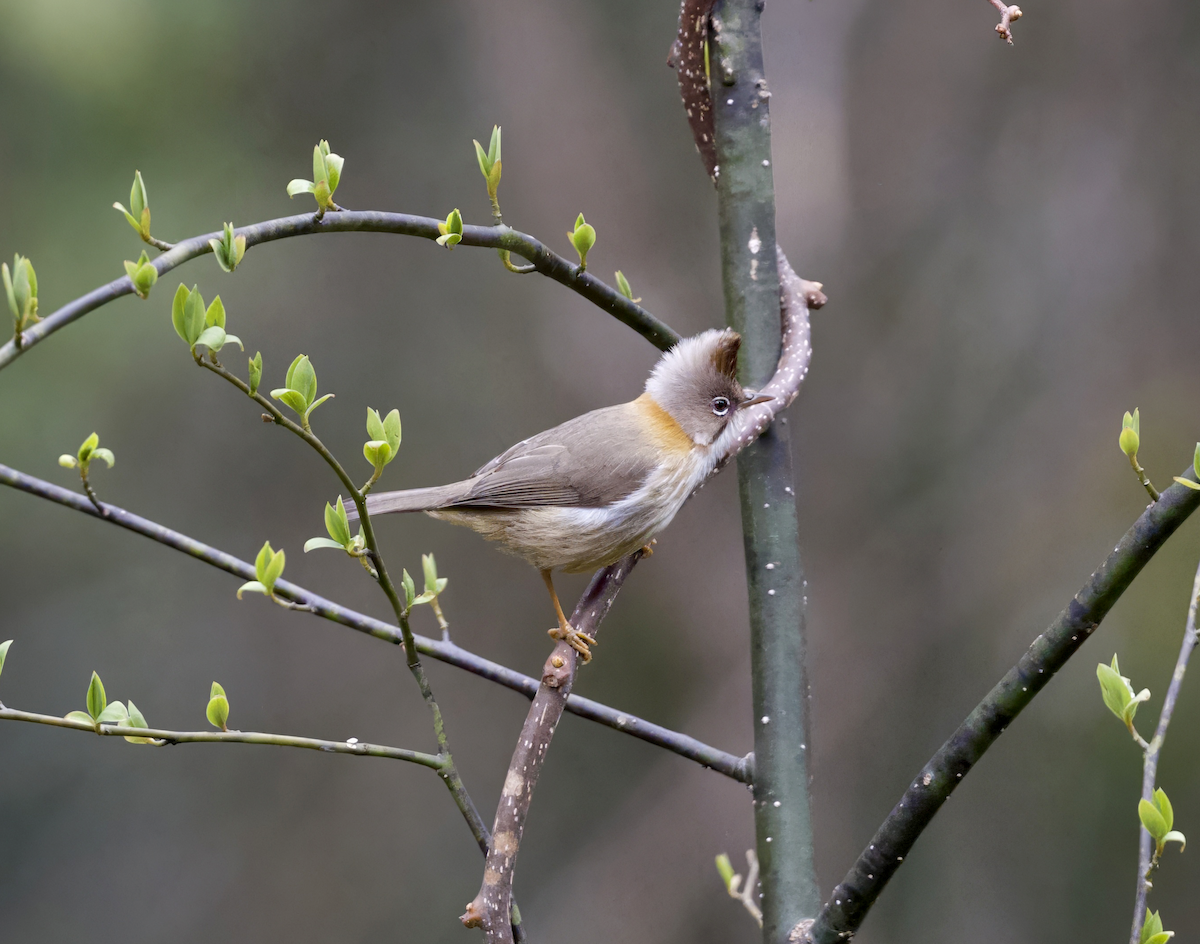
[541,569,596,663]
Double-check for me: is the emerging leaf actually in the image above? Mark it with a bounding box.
[287,178,315,197]
[65,710,96,726]
[325,497,352,546]
[206,683,230,731]
[1153,787,1174,832]
[304,537,347,553]
[1141,910,1174,944]
[0,639,11,679]
[236,580,269,599]
[715,853,736,892]
[402,569,416,609]
[90,448,115,469]
[205,296,226,329]
[248,351,263,397]
[86,671,107,721]
[96,700,129,724]
[1140,797,1169,842]
[123,699,156,744]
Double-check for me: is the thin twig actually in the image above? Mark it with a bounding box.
[0,707,445,768]
[461,552,642,941]
[1128,559,1200,944]
[0,210,680,374]
[195,353,521,938]
[986,0,1023,43]
[806,468,1200,944]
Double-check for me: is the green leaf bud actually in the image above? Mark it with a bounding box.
[209,222,247,273]
[96,700,129,724]
[90,448,115,469]
[248,352,263,397]
[363,440,393,472]
[4,254,39,330]
[1140,797,1169,842]
[206,681,230,731]
[436,208,465,249]
[287,178,316,197]
[1120,409,1140,458]
[715,853,736,892]
[205,296,226,329]
[58,455,78,468]
[1141,910,1174,944]
[285,355,317,407]
[0,639,11,680]
[78,432,99,464]
[123,699,155,743]
[130,170,147,221]
[402,568,416,609]
[86,671,107,721]
[123,251,158,299]
[325,496,352,546]
[568,214,596,270]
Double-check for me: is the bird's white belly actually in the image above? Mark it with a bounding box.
[430,447,717,573]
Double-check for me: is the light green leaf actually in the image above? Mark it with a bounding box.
[412,590,437,605]
[86,671,107,721]
[206,692,229,731]
[1154,787,1174,832]
[114,203,142,234]
[312,144,328,186]
[1097,658,1132,722]
[324,151,343,194]
[123,699,155,743]
[382,409,401,453]
[78,432,99,463]
[326,497,351,546]
[130,170,147,220]
[363,440,392,471]
[422,553,438,592]
[435,232,461,248]
[222,334,243,352]
[183,285,206,344]
[1140,798,1169,841]
[1141,910,1171,944]
[205,295,226,329]
[473,138,492,177]
[402,569,416,609]
[195,326,227,351]
[65,710,96,726]
[254,541,273,581]
[1173,476,1200,490]
[487,125,501,166]
[615,270,634,300]
[96,700,129,724]
[1145,933,1174,944]
[287,178,315,197]
[171,283,191,343]
[248,352,263,397]
[90,448,115,469]
[1163,830,1186,851]
[303,393,334,423]
[210,237,233,271]
[0,639,11,679]
[237,580,268,599]
[2,262,15,319]
[271,388,309,416]
[263,548,285,592]
[366,407,385,442]
[715,853,735,892]
[304,537,346,553]
[1123,688,1151,727]
[285,354,317,406]
[210,681,226,700]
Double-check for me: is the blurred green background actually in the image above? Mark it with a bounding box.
[3,1,1200,942]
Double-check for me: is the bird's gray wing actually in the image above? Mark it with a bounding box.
[457,403,662,508]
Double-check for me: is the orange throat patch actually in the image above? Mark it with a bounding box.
[633,392,696,457]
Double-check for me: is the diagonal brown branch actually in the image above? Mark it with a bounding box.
[460,553,643,940]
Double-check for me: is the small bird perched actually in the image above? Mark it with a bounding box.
[352,328,768,662]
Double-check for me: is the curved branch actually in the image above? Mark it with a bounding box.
[807,468,1200,944]
[0,210,680,373]
[0,462,751,783]
[461,552,642,941]
[0,707,445,769]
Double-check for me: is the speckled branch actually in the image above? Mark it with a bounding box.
[0,210,679,374]
[806,469,1200,944]
[670,0,719,181]
[0,462,749,781]
[1129,558,1200,943]
[460,552,643,942]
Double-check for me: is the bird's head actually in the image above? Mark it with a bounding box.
[644,328,771,446]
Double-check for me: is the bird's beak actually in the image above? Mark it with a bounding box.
[741,392,773,407]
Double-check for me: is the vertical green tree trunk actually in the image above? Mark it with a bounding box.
[711,2,820,941]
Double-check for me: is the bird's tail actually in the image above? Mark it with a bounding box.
[345,482,474,524]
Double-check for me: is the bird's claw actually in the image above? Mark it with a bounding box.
[548,623,597,663]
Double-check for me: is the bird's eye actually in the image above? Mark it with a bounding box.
[711,396,731,416]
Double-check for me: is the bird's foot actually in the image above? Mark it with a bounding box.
[548,622,597,663]
[641,538,658,557]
